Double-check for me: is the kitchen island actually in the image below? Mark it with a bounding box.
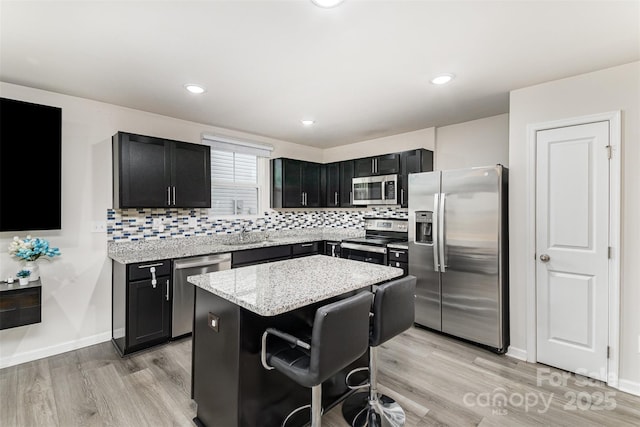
[187,255,403,427]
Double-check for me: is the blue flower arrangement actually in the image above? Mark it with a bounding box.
[8,236,62,262]
[16,270,31,279]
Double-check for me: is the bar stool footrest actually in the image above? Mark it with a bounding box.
[341,392,406,427]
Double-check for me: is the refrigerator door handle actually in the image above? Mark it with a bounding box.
[439,193,446,272]
[433,193,440,272]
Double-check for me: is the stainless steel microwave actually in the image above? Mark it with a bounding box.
[352,174,398,205]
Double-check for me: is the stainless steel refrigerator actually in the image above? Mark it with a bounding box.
[408,165,508,352]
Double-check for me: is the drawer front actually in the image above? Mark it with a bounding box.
[387,249,408,263]
[128,260,171,281]
[232,245,292,267]
[292,241,321,257]
[0,287,42,330]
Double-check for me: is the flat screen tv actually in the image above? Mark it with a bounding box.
[0,97,62,231]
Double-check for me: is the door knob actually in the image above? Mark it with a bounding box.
[540,254,550,262]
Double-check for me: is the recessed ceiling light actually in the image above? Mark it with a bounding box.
[431,74,455,85]
[311,0,345,8]
[184,84,206,94]
[301,119,315,126]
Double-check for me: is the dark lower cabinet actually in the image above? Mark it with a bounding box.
[324,241,341,258]
[387,247,409,276]
[291,241,321,257]
[112,259,172,356]
[232,245,291,268]
[127,278,171,349]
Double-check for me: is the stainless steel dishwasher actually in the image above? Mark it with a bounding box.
[172,253,231,338]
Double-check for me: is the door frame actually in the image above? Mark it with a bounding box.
[525,111,621,387]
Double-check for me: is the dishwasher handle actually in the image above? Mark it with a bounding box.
[174,254,232,270]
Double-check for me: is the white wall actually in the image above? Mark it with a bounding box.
[435,113,509,170]
[0,82,319,368]
[323,128,435,163]
[508,61,640,390]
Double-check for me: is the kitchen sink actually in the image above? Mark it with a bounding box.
[221,239,277,246]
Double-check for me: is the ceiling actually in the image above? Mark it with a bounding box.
[1,1,638,148]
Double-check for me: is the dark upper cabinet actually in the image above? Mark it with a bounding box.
[302,162,322,207]
[271,158,322,208]
[172,142,212,208]
[376,153,401,175]
[354,153,400,177]
[399,149,434,207]
[324,162,341,207]
[339,160,355,207]
[113,132,211,209]
[271,150,431,209]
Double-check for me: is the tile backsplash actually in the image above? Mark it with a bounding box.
[107,207,407,242]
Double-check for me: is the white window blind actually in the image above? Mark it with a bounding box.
[204,134,272,216]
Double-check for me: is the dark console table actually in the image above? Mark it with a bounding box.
[0,279,42,330]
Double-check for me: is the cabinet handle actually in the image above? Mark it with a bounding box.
[371,159,375,173]
[401,188,404,205]
[350,191,353,204]
[304,192,307,206]
[301,243,313,247]
[375,158,378,174]
[167,187,171,205]
[165,279,170,301]
[334,191,338,205]
[301,192,304,205]
[138,262,164,269]
[172,186,176,206]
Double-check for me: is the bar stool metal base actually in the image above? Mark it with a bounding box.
[341,391,406,427]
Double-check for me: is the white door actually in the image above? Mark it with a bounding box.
[536,121,610,381]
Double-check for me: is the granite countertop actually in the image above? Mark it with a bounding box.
[187,254,404,316]
[107,229,365,264]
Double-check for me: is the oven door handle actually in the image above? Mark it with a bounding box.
[340,242,387,254]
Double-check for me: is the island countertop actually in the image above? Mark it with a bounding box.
[187,254,404,316]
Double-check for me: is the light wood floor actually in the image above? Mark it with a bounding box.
[1,326,639,426]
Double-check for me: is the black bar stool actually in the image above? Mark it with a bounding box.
[341,276,417,427]
[261,290,374,427]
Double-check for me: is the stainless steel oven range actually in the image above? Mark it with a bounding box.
[340,217,408,265]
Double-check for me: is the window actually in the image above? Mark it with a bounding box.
[203,134,273,216]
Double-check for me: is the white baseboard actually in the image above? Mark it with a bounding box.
[0,331,111,369]
[506,346,527,361]
[617,379,640,397]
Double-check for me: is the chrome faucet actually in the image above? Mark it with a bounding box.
[239,225,249,242]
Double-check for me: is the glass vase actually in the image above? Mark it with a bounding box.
[24,261,40,282]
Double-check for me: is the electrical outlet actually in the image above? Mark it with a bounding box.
[188,217,198,228]
[208,313,220,332]
[91,221,107,233]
